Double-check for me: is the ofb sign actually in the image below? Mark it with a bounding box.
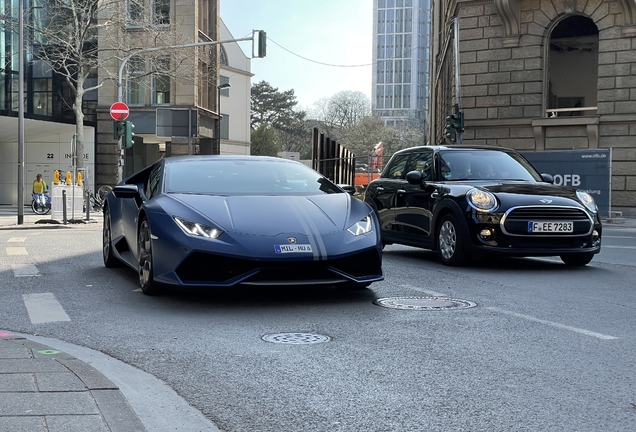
[522,149,611,217]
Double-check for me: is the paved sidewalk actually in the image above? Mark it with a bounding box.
[0,331,145,432]
[0,205,101,229]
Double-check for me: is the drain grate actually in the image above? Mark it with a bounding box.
[374,296,476,310]
[262,332,331,344]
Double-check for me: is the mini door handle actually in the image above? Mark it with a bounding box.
[431,192,439,198]
[376,187,384,192]
[397,189,406,193]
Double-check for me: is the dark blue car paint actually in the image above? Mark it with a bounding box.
[104,155,383,288]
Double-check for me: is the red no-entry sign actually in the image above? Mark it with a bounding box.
[110,102,130,121]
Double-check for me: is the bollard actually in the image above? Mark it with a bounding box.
[85,189,90,221]
[62,189,68,225]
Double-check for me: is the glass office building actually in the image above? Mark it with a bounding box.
[372,0,431,127]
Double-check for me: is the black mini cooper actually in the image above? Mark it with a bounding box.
[363,145,602,266]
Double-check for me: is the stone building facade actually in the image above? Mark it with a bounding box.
[96,0,222,187]
[428,0,636,213]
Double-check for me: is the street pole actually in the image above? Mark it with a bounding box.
[17,0,24,224]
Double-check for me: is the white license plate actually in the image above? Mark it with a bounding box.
[274,244,313,254]
[528,221,573,233]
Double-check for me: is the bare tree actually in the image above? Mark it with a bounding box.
[314,90,371,129]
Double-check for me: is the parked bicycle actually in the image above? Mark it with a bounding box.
[85,185,113,212]
[31,190,51,215]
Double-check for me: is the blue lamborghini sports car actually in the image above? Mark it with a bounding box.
[102,155,384,295]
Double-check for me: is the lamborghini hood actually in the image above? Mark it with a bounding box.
[171,193,351,236]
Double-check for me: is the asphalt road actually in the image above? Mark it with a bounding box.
[1,222,635,431]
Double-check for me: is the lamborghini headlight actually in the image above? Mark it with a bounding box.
[467,188,498,212]
[173,216,223,239]
[347,214,373,236]
[576,191,597,213]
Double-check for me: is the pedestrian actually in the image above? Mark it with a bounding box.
[32,173,48,207]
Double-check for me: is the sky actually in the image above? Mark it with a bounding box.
[220,0,373,111]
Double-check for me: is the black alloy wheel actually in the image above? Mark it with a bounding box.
[102,207,120,268]
[138,218,162,295]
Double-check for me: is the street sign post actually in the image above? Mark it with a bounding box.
[110,102,129,121]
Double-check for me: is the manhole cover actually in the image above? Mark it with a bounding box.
[374,296,476,310]
[262,332,331,344]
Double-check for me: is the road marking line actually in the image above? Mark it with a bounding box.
[399,285,448,297]
[603,236,635,239]
[23,293,71,324]
[12,264,40,277]
[487,307,618,340]
[6,247,28,255]
[601,245,636,249]
[7,237,27,243]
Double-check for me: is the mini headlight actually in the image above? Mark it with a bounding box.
[173,216,223,239]
[467,188,498,212]
[347,214,373,236]
[576,191,597,213]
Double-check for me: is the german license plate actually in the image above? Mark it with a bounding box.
[528,221,573,233]
[274,244,313,254]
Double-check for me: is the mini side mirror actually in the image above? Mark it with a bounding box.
[406,170,425,185]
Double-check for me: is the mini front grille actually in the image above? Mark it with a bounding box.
[502,206,592,236]
[505,207,589,221]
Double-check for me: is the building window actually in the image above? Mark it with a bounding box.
[220,46,228,66]
[547,16,598,117]
[33,79,52,116]
[152,0,170,25]
[198,61,209,108]
[152,57,170,104]
[220,75,230,96]
[220,114,229,140]
[127,58,146,105]
[199,0,209,34]
[127,0,145,26]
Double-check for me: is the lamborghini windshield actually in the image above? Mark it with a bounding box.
[165,159,344,195]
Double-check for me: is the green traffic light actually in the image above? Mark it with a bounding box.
[124,121,135,149]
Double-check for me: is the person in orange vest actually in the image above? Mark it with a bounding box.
[32,174,48,207]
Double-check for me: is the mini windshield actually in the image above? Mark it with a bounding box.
[165,159,343,195]
[438,150,542,181]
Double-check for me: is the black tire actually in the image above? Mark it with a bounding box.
[560,253,594,267]
[31,199,49,215]
[102,207,120,268]
[138,218,162,295]
[436,214,468,266]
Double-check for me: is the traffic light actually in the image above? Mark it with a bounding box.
[445,115,456,143]
[114,121,125,140]
[444,111,464,143]
[257,30,266,58]
[124,121,135,149]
